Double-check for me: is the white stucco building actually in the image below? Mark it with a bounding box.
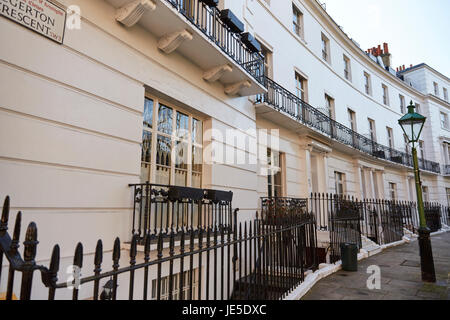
[0,0,449,299]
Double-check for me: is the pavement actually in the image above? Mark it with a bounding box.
[302,231,450,300]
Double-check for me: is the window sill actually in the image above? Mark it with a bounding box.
[292,32,307,46]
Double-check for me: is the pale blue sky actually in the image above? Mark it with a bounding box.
[323,0,450,77]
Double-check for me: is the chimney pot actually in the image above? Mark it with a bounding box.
[383,43,389,54]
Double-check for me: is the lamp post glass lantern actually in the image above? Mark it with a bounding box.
[398,101,436,283]
[100,279,116,300]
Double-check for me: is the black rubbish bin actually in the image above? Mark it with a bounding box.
[340,243,358,271]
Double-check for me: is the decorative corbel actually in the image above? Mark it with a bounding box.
[158,29,193,54]
[224,80,251,96]
[116,0,156,27]
[203,64,233,83]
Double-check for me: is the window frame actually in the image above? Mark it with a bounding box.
[347,108,356,132]
[415,103,421,113]
[334,171,345,196]
[418,140,425,160]
[368,118,376,142]
[422,186,429,202]
[260,42,273,79]
[141,94,203,188]
[292,4,304,39]
[364,72,372,96]
[399,94,406,114]
[295,71,308,102]
[433,82,439,96]
[404,134,411,154]
[386,127,394,149]
[343,54,352,81]
[388,182,397,200]
[321,33,330,64]
[325,94,335,119]
[151,269,198,300]
[267,148,284,198]
[440,112,449,130]
[382,84,390,106]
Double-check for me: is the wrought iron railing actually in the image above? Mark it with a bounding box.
[256,76,441,174]
[129,183,234,241]
[309,193,450,243]
[444,165,450,175]
[0,196,317,300]
[165,0,265,84]
[424,202,443,232]
[310,193,416,235]
[260,197,308,222]
[441,206,450,227]
[326,196,363,263]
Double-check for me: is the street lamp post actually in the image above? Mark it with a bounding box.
[398,101,436,283]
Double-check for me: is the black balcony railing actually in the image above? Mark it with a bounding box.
[444,165,450,175]
[129,183,234,242]
[256,76,441,174]
[260,197,308,223]
[165,0,264,84]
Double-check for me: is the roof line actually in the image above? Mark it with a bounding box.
[310,0,449,91]
[399,63,450,83]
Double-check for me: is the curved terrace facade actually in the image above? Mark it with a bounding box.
[0,0,449,299]
[246,0,450,204]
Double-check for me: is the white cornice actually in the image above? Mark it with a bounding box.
[401,64,450,84]
[425,94,450,109]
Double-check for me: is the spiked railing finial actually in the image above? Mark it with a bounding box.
[23,222,38,263]
[0,196,11,233]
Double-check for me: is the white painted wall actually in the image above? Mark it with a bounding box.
[1,0,449,299]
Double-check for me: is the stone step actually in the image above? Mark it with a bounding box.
[364,244,382,256]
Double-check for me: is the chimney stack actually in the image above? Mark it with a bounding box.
[380,43,392,68]
[368,43,392,68]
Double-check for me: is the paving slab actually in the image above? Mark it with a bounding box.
[302,232,450,300]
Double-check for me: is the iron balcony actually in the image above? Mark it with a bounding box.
[256,76,441,174]
[109,0,266,96]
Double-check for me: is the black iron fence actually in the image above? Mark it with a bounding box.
[129,183,233,242]
[0,196,318,300]
[327,197,362,263]
[260,197,308,223]
[165,0,264,84]
[310,194,415,245]
[424,203,443,232]
[309,193,449,247]
[256,76,441,174]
